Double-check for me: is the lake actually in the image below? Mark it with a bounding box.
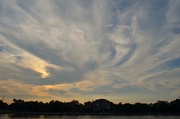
[0,114,180,119]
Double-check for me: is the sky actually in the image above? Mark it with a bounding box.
[0,0,180,104]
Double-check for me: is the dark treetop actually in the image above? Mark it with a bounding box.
[0,98,180,115]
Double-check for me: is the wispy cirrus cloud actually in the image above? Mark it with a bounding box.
[0,0,179,103]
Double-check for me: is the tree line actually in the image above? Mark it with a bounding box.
[0,98,180,115]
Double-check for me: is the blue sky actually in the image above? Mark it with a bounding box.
[0,0,180,104]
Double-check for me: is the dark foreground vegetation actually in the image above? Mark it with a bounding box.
[0,98,180,115]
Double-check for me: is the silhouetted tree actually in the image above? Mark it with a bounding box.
[10,99,25,111]
[84,101,93,113]
[91,99,113,113]
[112,102,123,114]
[0,100,8,111]
[121,103,134,114]
[1,97,179,115]
[134,102,150,114]
[170,98,180,113]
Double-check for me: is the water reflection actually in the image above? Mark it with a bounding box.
[0,114,180,119]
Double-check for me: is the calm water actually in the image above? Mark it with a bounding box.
[0,114,180,119]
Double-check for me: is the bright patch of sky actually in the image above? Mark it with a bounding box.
[0,0,180,103]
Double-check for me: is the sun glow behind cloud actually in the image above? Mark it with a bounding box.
[0,0,180,103]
